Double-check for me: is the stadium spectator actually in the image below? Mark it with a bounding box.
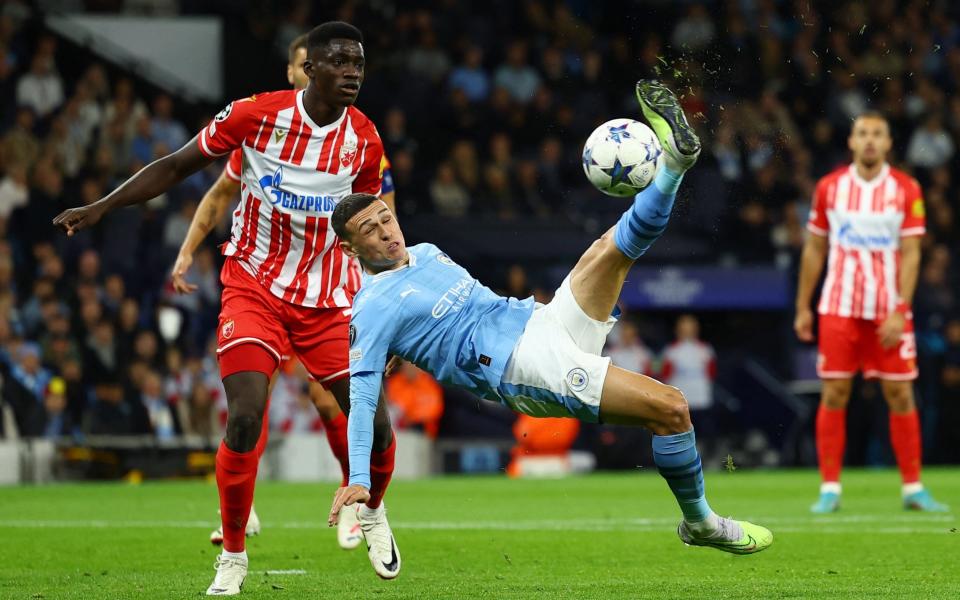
[448,45,489,103]
[150,94,188,152]
[661,315,716,427]
[906,112,955,169]
[2,107,39,169]
[0,161,28,220]
[606,320,654,377]
[2,342,52,436]
[493,41,540,105]
[15,51,63,120]
[429,162,470,217]
[140,369,178,439]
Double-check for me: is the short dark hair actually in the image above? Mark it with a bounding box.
[852,111,889,129]
[332,193,379,240]
[306,21,363,56]
[288,34,308,64]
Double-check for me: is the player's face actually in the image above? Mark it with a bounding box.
[303,39,364,106]
[342,202,406,270]
[287,47,309,90]
[848,117,891,167]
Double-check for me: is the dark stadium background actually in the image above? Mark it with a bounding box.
[1,0,959,483]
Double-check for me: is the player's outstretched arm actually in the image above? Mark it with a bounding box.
[794,233,828,342]
[171,172,240,294]
[53,136,214,236]
[328,371,381,526]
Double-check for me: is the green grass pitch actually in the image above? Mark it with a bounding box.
[0,469,957,599]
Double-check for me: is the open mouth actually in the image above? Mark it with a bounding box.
[339,82,360,93]
[387,242,400,252]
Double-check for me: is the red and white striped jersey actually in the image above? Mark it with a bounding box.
[198,89,383,308]
[807,163,925,321]
[220,146,370,298]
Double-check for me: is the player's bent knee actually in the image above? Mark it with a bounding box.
[225,412,262,453]
[659,386,692,434]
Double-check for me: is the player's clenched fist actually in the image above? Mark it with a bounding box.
[794,307,814,342]
[52,204,106,236]
[328,484,371,526]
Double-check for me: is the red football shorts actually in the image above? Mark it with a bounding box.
[817,314,917,381]
[216,258,351,386]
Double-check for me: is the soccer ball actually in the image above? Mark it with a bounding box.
[582,118,662,197]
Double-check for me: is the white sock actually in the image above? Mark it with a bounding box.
[902,482,924,497]
[222,550,247,561]
[684,512,720,536]
[820,482,842,495]
[359,503,383,518]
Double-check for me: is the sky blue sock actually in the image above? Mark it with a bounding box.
[652,429,713,523]
[613,165,683,259]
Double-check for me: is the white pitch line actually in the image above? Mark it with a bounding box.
[264,570,307,575]
[0,513,953,534]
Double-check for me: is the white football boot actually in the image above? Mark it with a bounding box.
[358,503,401,579]
[210,506,261,545]
[337,503,364,550]
[205,553,247,596]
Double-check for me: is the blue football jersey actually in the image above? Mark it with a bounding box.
[349,243,534,396]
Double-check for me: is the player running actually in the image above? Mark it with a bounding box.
[796,112,948,514]
[54,22,401,595]
[171,32,395,553]
[328,81,774,557]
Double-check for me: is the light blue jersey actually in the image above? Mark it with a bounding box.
[347,243,534,487]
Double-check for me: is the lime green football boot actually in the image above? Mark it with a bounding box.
[678,517,773,555]
[635,79,701,172]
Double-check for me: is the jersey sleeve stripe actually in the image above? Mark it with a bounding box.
[900,227,926,237]
[198,129,228,158]
[224,160,241,182]
[806,222,828,236]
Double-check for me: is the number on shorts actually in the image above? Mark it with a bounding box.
[899,333,917,360]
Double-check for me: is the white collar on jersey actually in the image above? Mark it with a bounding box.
[366,250,417,282]
[848,162,890,187]
[296,89,347,132]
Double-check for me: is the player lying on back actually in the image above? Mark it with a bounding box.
[328,81,773,556]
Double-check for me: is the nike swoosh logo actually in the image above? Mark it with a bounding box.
[381,537,399,572]
[715,534,757,552]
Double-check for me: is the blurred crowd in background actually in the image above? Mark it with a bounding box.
[1,0,959,464]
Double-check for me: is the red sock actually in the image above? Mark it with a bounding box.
[216,441,259,552]
[367,434,396,509]
[889,410,922,484]
[254,402,270,460]
[816,405,846,484]
[322,412,350,487]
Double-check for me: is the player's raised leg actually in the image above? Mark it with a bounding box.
[567,80,701,324]
[811,378,851,513]
[881,380,948,512]
[309,382,363,549]
[570,81,769,554]
[599,367,772,554]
